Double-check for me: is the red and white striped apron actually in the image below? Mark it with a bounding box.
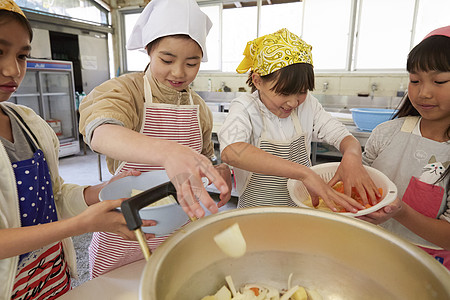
[89,71,203,278]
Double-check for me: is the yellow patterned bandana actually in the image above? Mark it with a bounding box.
[0,0,26,18]
[236,28,313,76]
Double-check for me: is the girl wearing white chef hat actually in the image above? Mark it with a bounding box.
[79,0,232,278]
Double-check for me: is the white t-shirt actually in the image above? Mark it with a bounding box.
[218,91,351,194]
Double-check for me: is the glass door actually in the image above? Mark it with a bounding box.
[11,71,41,114]
[39,72,77,142]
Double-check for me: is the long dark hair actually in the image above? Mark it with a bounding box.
[247,63,315,94]
[394,35,449,123]
[0,10,33,42]
[394,34,450,184]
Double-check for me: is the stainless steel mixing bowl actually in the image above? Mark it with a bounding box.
[139,207,450,300]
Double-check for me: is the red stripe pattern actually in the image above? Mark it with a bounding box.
[89,231,170,278]
[120,106,202,173]
[12,242,70,300]
[90,103,203,278]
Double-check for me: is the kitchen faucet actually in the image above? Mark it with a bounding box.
[322,82,329,93]
[370,83,378,100]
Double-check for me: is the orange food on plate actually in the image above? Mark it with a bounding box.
[303,181,383,213]
[250,287,259,296]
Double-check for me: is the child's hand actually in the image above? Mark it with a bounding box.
[214,163,232,207]
[162,144,229,219]
[83,169,142,206]
[109,169,142,183]
[329,157,381,206]
[357,197,403,224]
[301,170,365,213]
[77,198,157,240]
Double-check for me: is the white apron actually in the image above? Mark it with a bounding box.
[89,71,203,278]
[238,109,311,208]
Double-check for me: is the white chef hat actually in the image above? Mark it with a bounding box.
[127,0,212,62]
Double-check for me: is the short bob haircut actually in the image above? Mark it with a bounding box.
[0,10,33,42]
[247,62,315,94]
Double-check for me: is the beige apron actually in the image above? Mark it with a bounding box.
[89,71,203,278]
[239,109,311,208]
[373,116,450,270]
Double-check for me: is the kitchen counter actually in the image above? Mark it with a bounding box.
[311,111,370,164]
[210,110,371,165]
[311,125,371,165]
[60,260,146,300]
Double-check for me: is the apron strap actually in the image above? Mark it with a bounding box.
[260,106,303,140]
[2,105,40,152]
[143,69,194,105]
[400,116,420,133]
[291,110,303,133]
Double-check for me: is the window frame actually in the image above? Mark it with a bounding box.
[119,7,146,74]
[119,0,447,74]
[18,0,110,26]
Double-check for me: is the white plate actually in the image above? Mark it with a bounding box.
[99,171,189,236]
[287,162,398,217]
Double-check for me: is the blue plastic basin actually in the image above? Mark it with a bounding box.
[350,108,397,132]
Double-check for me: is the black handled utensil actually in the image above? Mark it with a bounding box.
[121,181,177,261]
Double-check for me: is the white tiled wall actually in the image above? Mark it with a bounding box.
[30,28,52,60]
[194,72,409,97]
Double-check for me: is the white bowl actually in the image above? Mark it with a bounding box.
[99,171,189,236]
[287,162,397,217]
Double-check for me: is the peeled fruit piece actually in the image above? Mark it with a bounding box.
[291,286,308,300]
[147,195,176,207]
[213,223,246,258]
[215,285,232,300]
[130,189,144,197]
[306,289,323,300]
[130,189,176,207]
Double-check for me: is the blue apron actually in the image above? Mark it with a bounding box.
[14,149,57,226]
[13,141,58,261]
[8,109,70,299]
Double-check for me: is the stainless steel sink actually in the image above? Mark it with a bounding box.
[196,91,248,112]
[197,92,402,109]
[197,91,403,114]
[312,94,403,110]
[196,91,247,103]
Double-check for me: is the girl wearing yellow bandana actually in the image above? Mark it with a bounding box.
[219,28,380,210]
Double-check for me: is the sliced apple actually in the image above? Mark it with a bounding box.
[213,223,246,258]
[215,285,232,300]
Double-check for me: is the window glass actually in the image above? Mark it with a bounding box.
[260,1,303,36]
[120,0,449,73]
[355,0,415,70]
[200,5,221,71]
[413,0,450,46]
[17,0,109,25]
[222,6,257,72]
[303,0,351,70]
[124,13,149,72]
